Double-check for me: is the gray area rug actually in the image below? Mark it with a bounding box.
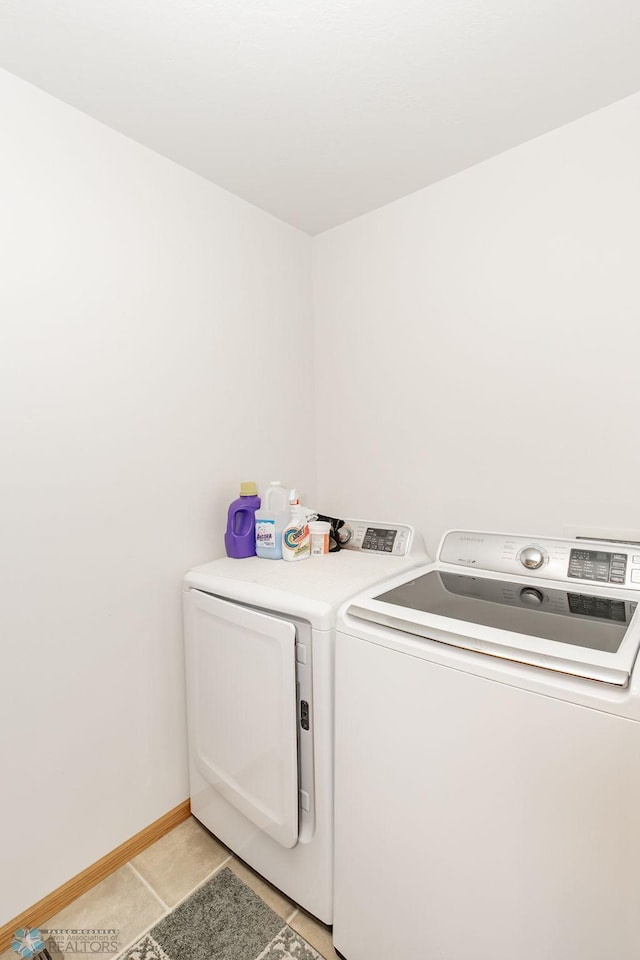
[120,868,322,960]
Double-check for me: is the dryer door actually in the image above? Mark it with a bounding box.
[186,589,299,848]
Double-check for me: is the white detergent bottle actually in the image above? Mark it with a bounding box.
[282,490,311,562]
[255,481,289,559]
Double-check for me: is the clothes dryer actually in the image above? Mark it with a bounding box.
[183,520,426,923]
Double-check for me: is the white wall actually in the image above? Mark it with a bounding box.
[0,68,314,925]
[312,91,640,557]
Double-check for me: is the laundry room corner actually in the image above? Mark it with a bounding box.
[310,89,640,552]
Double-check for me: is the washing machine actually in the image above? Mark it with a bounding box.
[334,529,640,960]
[183,519,426,923]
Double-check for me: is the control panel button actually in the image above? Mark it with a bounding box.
[631,570,640,583]
[519,546,545,570]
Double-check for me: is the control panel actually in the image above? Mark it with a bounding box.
[341,521,414,557]
[439,531,640,589]
[568,549,627,585]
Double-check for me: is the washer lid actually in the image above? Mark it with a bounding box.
[347,567,640,685]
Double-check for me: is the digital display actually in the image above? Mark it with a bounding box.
[362,527,397,553]
[568,549,627,585]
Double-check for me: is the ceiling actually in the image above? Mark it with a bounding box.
[1,0,640,234]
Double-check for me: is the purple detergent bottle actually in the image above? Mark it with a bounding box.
[224,482,261,558]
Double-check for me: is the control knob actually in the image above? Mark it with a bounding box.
[338,524,353,546]
[520,587,544,607]
[519,546,545,570]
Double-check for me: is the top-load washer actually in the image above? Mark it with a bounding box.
[333,530,640,960]
[183,519,426,923]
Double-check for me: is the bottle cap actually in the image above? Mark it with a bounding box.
[240,481,258,496]
[309,521,331,533]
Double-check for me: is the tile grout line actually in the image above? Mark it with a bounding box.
[110,863,172,960]
[285,907,299,925]
[166,853,233,912]
[114,856,232,959]
[126,862,170,912]
[112,901,170,960]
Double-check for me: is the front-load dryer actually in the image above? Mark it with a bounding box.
[183,519,426,922]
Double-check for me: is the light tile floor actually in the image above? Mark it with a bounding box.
[3,817,338,960]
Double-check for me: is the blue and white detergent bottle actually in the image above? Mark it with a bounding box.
[255,481,290,559]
